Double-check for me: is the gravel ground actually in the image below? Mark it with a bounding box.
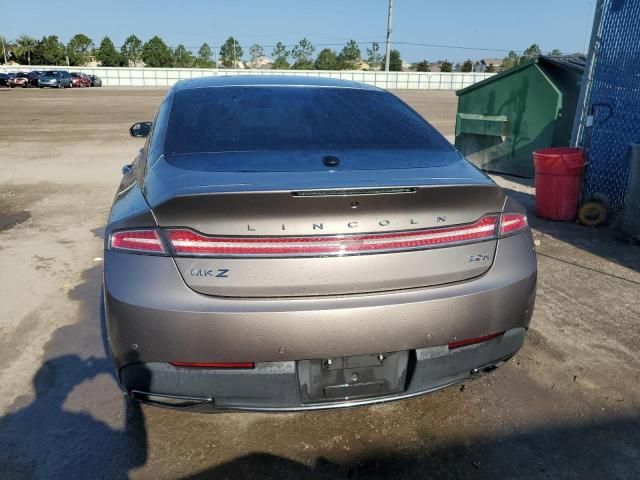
[0,87,639,480]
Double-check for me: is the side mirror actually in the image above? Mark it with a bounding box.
[130,121,153,138]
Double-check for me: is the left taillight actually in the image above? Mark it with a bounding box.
[108,229,167,254]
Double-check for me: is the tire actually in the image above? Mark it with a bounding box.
[578,201,608,227]
[58,82,63,89]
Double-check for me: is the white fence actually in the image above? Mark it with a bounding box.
[0,65,494,90]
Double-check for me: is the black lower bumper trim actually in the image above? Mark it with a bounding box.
[130,390,213,409]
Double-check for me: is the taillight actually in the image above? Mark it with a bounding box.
[109,229,167,254]
[110,213,527,257]
[169,362,255,369]
[500,213,528,236]
[166,215,500,257]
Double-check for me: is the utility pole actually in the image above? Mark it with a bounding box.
[384,0,393,71]
[213,0,218,68]
[1,36,7,65]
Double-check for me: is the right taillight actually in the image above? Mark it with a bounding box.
[108,229,167,254]
[500,213,528,236]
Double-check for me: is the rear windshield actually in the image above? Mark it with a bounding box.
[164,86,451,154]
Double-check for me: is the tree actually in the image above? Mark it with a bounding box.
[291,38,314,69]
[501,50,520,71]
[272,42,290,69]
[14,35,37,65]
[272,57,289,69]
[121,34,143,66]
[366,42,383,70]
[461,59,473,72]
[384,49,403,71]
[314,48,337,70]
[549,48,562,56]
[195,43,214,67]
[173,44,194,67]
[440,60,452,72]
[337,40,361,70]
[33,35,65,65]
[142,36,174,67]
[415,60,430,72]
[66,33,94,66]
[485,63,496,73]
[95,36,120,66]
[249,44,263,61]
[522,43,541,60]
[0,35,12,64]
[219,36,243,68]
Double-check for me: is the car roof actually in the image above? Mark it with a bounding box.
[172,75,382,92]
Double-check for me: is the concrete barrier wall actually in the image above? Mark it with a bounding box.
[0,65,494,90]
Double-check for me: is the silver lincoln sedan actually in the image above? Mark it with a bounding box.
[104,76,536,411]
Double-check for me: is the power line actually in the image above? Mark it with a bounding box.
[126,40,523,55]
[2,32,525,56]
[394,41,523,54]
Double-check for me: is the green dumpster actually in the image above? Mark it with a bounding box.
[455,55,584,178]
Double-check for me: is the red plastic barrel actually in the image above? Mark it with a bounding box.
[533,147,585,221]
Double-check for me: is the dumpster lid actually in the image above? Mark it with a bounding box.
[456,55,586,97]
[539,54,586,74]
[456,59,538,96]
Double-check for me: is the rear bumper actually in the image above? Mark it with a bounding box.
[104,232,536,410]
[121,327,525,412]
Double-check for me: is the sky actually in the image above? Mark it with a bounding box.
[1,0,595,62]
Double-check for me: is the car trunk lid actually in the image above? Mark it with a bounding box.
[146,154,506,297]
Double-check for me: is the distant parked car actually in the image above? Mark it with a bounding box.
[28,70,45,87]
[88,74,102,87]
[8,72,33,88]
[0,73,9,87]
[70,72,91,88]
[38,71,71,88]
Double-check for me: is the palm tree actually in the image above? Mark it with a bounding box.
[14,35,37,65]
[0,35,12,64]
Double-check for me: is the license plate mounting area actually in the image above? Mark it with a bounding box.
[297,351,409,403]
